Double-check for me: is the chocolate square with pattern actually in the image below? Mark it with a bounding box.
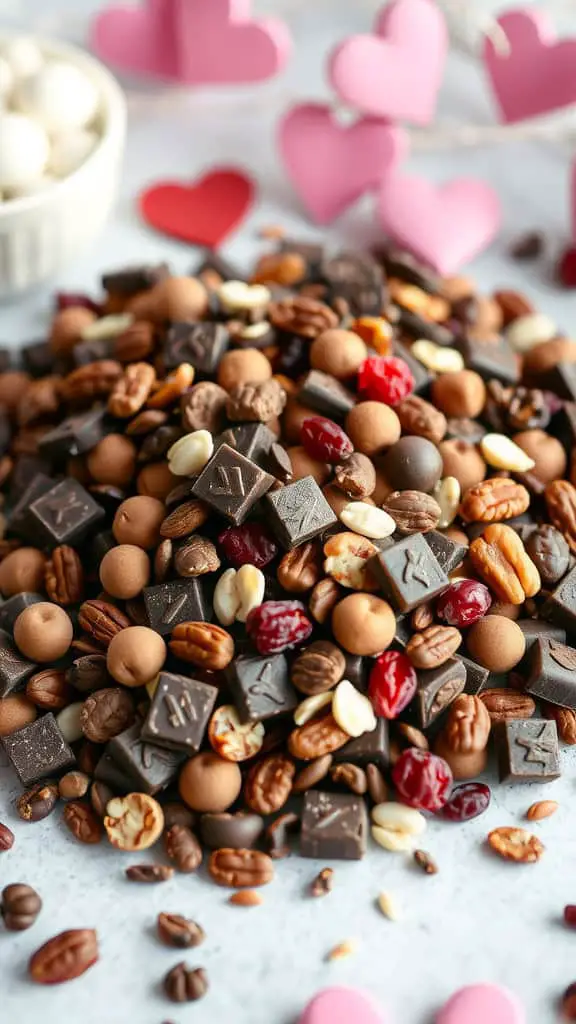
[298,370,355,420]
[415,658,466,729]
[141,672,218,753]
[497,718,560,783]
[300,790,368,860]
[93,750,135,793]
[0,628,37,697]
[526,638,576,709]
[8,455,52,505]
[519,621,566,657]
[333,719,389,770]
[39,407,107,461]
[27,478,105,549]
[214,423,276,465]
[192,444,274,525]
[542,565,576,631]
[0,595,43,635]
[459,655,490,696]
[226,654,297,723]
[370,533,449,613]
[107,724,184,795]
[2,714,75,787]
[320,251,384,317]
[265,476,337,549]
[423,530,468,576]
[164,321,229,375]
[144,579,208,636]
[457,334,519,385]
[8,473,54,539]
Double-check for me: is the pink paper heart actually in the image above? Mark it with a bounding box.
[328,0,447,126]
[436,983,526,1024]
[90,0,181,80]
[175,0,291,84]
[378,174,501,274]
[484,9,576,124]
[298,987,390,1024]
[279,104,408,225]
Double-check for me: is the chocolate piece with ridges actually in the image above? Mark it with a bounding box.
[332,720,390,771]
[2,714,75,787]
[370,533,449,613]
[300,790,368,860]
[27,479,105,549]
[526,638,576,709]
[143,579,208,635]
[423,530,468,575]
[141,672,218,753]
[214,422,276,465]
[298,370,356,420]
[226,654,298,724]
[38,408,107,461]
[106,723,184,794]
[164,321,229,375]
[265,476,337,549]
[496,718,561,783]
[192,444,274,525]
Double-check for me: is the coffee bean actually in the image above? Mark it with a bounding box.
[164,825,202,873]
[157,912,205,948]
[1,883,42,930]
[163,963,209,1003]
[126,864,174,883]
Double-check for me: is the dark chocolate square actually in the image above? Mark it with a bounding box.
[102,263,169,295]
[526,638,576,709]
[141,671,218,753]
[27,478,105,549]
[320,251,384,317]
[144,579,207,635]
[106,724,184,795]
[333,719,389,770]
[415,658,467,729]
[459,655,490,696]
[214,423,276,464]
[542,565,576,633]
[423,530,468,576]
[2,714,75,787]
[457,334,519,385]
[392,341,432,394]
[39,408,107,461]
[264,476,337,549]
[8,473,54,539]
[164,322,229,375]
[93,750,135,793]
[226,654,297,723]
[298,370,355,420]
[497,718,560,783]
[519,622,566,657]
[370,533,449,613]
[300,790,368,860]
[0,628,37,697]
[192,444,274,525]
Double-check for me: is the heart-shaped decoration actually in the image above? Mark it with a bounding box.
[139,168,255,247]
[484,9,576,124]
[90,0,181,80]
[328,0,447,126]
[298,986,390,1024]
[176,0,291,84]
[378,173,501,274]
[279,103,408,224]
[436,983,526,1024]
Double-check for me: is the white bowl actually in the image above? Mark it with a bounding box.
[0,34,126,298]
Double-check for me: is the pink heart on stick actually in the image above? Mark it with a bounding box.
[279,104,408,224]
[328,0,448,126]
[378,174,501,275]
[298,987,390,1024]
[175,0,291,84]
[90,0,181,80]
[484,10,576,124]
[436,983,526,1024]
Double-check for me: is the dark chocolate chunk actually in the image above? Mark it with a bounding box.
[21,339,54,378]
[298,370,356,420]
[0,628,37,697]
[164,322,229,375]
[106,724,184,795]
[141,672,218,753]
[214,423,276,464]
[457,334,519,385]
[267,442,293,483]
[343,654,367,694]
[392,340,432,394]
[518,621,566,657]
[320,251,384,317]
[67,654,110,692]
[26,478,105,549]
[8,473,54,539]
[496,718,560,783]
[8,455,52,505]
[459,655,490,696]
[200,812,264,850]
[395,307,454,347]
[370,533,449,613]
[394,614,412,648]
[333,720,389,770]
[542,565,576,631]
[194,251,243,286]
[39,407,107,462]
[93,750,134,793]
[0,347,11,373]
[71,338,114,367]
[192,444,273,525]
[102,263,169,295]
[2,714,75,787]
[0,593,44,634]
[526,638,576,709]
[300,790,368,860]
[423,530,468,576]
[226,654,298,723]
[415,658,466,729]
[265,476,337,549]
[445,417,486,445]
[144,579,208,635]
[374,245,439,293]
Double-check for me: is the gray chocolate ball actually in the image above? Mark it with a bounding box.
[382,436,443,492]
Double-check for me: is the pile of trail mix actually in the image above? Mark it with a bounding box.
[1,240,576,1005]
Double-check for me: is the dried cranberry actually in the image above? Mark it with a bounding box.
[246,601,313,655]
[557,246,576,288]
[218,523,278,569]
[56,292,101,315]
[392,749,452,812]
[368,651,417,719]
[436,579,492,628]
[300,417,353,464]
[357,356,414,406]
[440,782,491,822]
[564,906,576,928]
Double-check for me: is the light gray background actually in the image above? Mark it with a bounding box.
[1,3,576,1022]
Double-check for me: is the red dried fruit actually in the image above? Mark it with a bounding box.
[55,293,101,315]
[557,247,576,289]
[357,355,414,406]
[440,782,491,822]
[300,417,353,464]
[564,906,576,928]
[368,651,417,719]
[246,601,312,655]
[392,748,452,812]
[436,579,492,627]
[218,523,278,569]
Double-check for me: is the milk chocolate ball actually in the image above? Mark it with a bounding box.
[439,439,486,492]
[332,593,396,655]
[382,436,443,492]
[137,462,178,501]
[87,434,137,487]
[113,495,165,549]
[50,307,96,355]
[107,626,166,687]
[431,370,486,419]
[217,348,272,391]
[132,276,208,323]
[466,615,526,672]
[513,429,566,483]
[100,545,150,599]
[0,693,37,736]
[310,328,368,379]
[13,602,73,662]
[179,752,242,813]
[345,402,401,456]
[0,547,46,597]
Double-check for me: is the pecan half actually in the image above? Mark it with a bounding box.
[382,491,442,534]
[29,929,99,984]
[78,599,131,645]
[545,480,576,552]
[288,712,350,761]
[113,321,155,362]
[544,703,576,744]
[439,694,491,755]
[469,524,540,604]
[460,477,530,523]
[405,624,462,669]
[268,296,338,338]
[26,669,71,710]
[480,689,536,723]
[169,622,234,670]
[291,640,346,695]
[164,825,203,873]
[208,848,274,887]
[108,362,156,417]
[63,802,103,844]
[1,883,41,930]
[45,545,84,605]
[277,541,322,593]
[488,826,544,863]
[244,755,295,816]
[61,360,123,403]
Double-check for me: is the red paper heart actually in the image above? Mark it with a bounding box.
[139,168,255,247]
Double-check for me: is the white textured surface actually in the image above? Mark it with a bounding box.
[1,4,576,1023]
